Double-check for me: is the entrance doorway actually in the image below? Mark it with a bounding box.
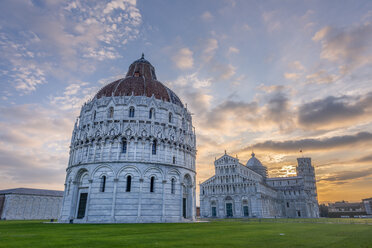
[183,198,187,218]
[212,207,217,217]
[226,203,233,217]
[77,193,88,219]
[243,206,249,216]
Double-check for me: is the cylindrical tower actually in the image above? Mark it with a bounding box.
[59,54,196,223]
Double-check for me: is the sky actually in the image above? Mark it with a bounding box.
[1,0,372,204]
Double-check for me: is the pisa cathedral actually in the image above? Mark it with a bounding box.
[200,152,319,218]
[59,55,196,223]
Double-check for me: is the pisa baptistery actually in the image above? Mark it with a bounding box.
[59,54,196,223]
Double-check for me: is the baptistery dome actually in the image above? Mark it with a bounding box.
[59,55,196,223]
[95,54,183,107]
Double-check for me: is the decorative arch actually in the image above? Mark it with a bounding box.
[167,168,181,178]
[117,165,141,179]
[143,166,164,180]
[183,173,193,185]
[90,164,115,180]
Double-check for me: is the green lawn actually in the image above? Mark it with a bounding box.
[0,219,371,248]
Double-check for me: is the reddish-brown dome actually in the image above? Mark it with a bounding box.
[95,54,183,107]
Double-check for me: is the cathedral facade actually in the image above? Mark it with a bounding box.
[200,152,319,218]
[59,55,196,223]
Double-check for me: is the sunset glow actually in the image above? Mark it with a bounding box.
[1,0,372,204]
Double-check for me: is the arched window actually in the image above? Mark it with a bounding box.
[126,175,131,192]
[108,107,114,118]
[172,156,176,164]
[171,178,175,194]
[149,108,155,119]
[150,176,155,192]
[168,112,173,123]
[122,139,127,153]
[100,176,106,192]
[152,141,157,155]
[93,110,96,120]
[129,107,135,118]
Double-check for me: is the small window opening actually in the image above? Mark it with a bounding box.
[122,139,127,153]
[100,176,106,192]
[108,107,114,118]
[126,175,132,192]
[171,178,175,194]
[129,107,135,118]
[150,176,155,192]
[152,141,157,155]
[149,108,155,119]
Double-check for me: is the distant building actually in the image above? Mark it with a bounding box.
[0,188,63,220]
[328,201,366,218]
[200,153,319,218]
[362,198,372,215]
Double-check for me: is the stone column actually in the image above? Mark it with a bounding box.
[117,140,120,160]
[134,139,137,160]
[69,181,79,220]
[137,178,144,222]
[111,178,118,222]
[192,185,196,221]
[93,143,97,162]
[180,182,184,221]
[150,141,153,162]
[108,141,113,161]
[161,180,167,222]
[85,145,90,163]
[85,179,93,222]
[125,140,129,160]
[100,141,104,161]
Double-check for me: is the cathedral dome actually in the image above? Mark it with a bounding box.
[95,54,183,107]
[246,152,263,167]
[246,152,267,178]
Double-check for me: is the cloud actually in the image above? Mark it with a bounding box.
[172,47,194,70]
[262,11,281,32]
[0,0,142,93]
[263,89,293,130]
[166,73,213,114]
[284,72,300,80]
[312,26,331,42]
[202,38,218,62]
[242,24,251,31]
[319,167,372,182]
[227,46,239,55]
[13,64,46,94]
[289,61,305,71]
[298,92,372,130]
[357,155,372,163]
[249,131,372,152]
[313,24,372,74]
[305,70,336,84]
[201,11,213,21]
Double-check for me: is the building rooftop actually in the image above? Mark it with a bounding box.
[0,188,64,197]
[95,54,184,107]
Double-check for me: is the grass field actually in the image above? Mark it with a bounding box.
[0,219,371,248]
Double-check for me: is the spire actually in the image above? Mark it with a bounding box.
[141,53,144,59]
[251,151,255,157]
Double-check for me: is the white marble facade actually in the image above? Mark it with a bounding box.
[59,55,197,223]
[200,153,319,218]
[0,188,63,220]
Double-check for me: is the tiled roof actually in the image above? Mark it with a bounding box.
[0,188,64,197]
[95,55,184,107]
